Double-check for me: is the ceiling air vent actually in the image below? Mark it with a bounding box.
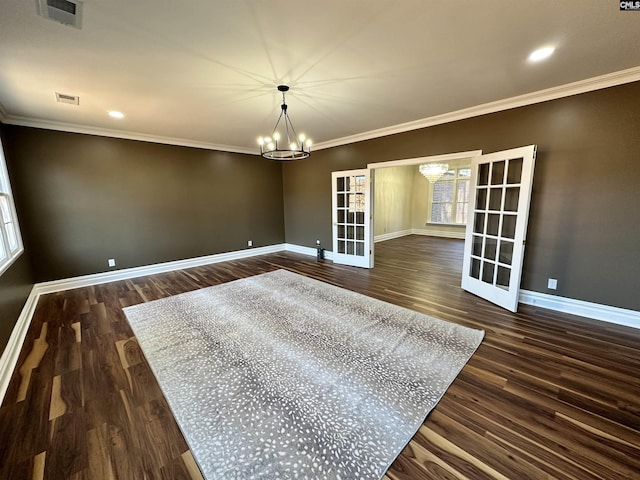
[55,92,79,105]
[36,0,83,29]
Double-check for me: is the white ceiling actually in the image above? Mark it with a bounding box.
[1,1,640,154]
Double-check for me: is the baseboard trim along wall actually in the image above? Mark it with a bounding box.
[35,244,286,295]
[2,242,638,404]
[374,229,465,243]
[411,228,466,240]
[374,230,413,243]
[0,287,40,407]
[283,243,334,261]
[518,290,640,330]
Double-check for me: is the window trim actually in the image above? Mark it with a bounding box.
[0,137,24,276]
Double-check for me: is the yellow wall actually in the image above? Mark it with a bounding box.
[373,166,414,237]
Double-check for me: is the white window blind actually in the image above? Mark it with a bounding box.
[429,167,470,225]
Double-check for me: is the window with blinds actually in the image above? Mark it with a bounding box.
[429,167,471,225]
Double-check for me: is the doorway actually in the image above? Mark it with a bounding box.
[332,146,537,313]
[331,151,479,269]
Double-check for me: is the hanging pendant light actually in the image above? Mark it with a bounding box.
[258,85,311,160]
[419,163,449,183]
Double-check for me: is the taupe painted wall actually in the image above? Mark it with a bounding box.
[3,126,285,282]
[0,124,34,352]
[283,81,640,311]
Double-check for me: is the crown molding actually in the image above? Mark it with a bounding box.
[313,66,640,151]
[1,115,256,155]
[2,66,640,153]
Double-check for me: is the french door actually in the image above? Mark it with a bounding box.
[331,169,373,268]
[461,145,536,312]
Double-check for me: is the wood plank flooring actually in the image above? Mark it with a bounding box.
[1,235,639,479]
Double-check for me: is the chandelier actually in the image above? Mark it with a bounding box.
[419,163,449,183]
[258,85,311,160]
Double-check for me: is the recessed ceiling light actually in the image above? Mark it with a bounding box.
[108,111,124,119]
[528,46,555,62]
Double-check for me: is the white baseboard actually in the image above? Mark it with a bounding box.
[374,230,412,243]
[519,290,640,329]
[411,228,466,240]
[36,244,286,294]
[3,243,638,405]
[284,243,334,261]
[0,286,40,405]
[374,228,466,242]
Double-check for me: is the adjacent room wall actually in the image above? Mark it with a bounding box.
[282,81,640,311]
[373,166,414,239]
[3,126,286,282]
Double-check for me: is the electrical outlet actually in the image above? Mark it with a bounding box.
[547,278,557,290]
[247,240,253,247]
[108,258,116,267]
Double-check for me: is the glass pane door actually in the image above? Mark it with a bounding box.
[331,169,373,268]
[462,145,536,312]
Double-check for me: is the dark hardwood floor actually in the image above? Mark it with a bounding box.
[1,235,639,479]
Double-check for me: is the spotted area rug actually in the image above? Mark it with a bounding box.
[123,269,484,479]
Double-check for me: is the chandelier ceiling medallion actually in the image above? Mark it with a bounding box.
[258,85,311,160]
[419,163,449,183]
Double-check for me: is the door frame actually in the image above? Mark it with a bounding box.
[367,151,483,170]
[367,150,483,250]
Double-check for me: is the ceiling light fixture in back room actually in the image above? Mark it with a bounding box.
[258,85,311,160]
[419,163,449,183]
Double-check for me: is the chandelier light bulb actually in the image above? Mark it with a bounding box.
[258,137,264,146]
[273,132,280,141]
[299,133,306,142]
